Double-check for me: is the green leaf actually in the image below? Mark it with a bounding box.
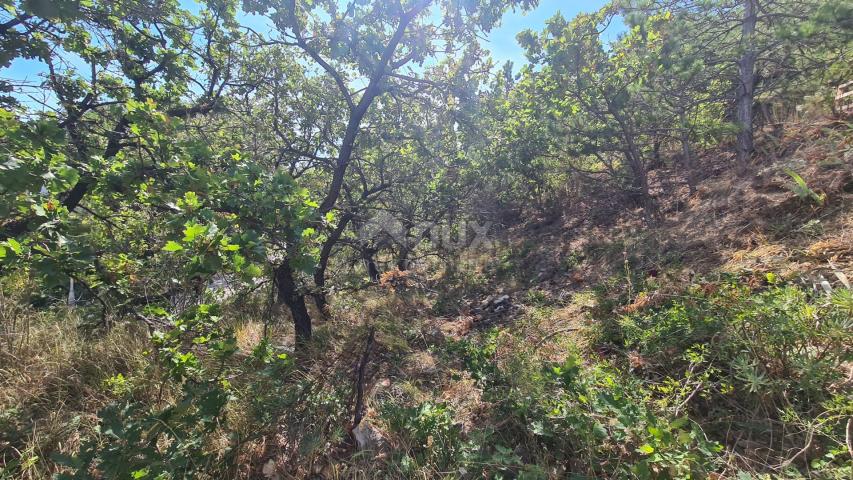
[6,238,22,255]
[232,253,245,270]
[163,240,184,252]
[55,165,80,186]
[182,191,201,210]
[244,264,263,278]
[219,238,239,251]
[670,416,688,429]
[183,222,206,242]
[131,467,149,478]
[637,444,655,454]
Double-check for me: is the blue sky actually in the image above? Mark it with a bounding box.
[486,0,621,67]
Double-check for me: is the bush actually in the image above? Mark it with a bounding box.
[615,278,853,474]
[447,333,722,478]
[56,304,239,479]
[381,401,466,474]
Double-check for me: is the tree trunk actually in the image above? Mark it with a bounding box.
[735,0,758,171]
[314,3,428,217]
[396,246,409,271]
[302,3,427,318]
[649,138,663,170]
[396,222,414,271]
[312,269,328,314]
[679,113,697,194]
[624,146,649,208]
[312,211,355,313]
[611,110,650,209]
[363,247,380,283]
[275,261,311,346]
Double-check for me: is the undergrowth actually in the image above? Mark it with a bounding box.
[1,258,851,479]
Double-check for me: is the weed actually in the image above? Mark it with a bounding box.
[784,168,826,206]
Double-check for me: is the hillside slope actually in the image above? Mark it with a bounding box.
[1,120,851,479]
[324,119,853,479]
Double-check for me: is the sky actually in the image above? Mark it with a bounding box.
[485,0,622,67]
[2,0,624,103]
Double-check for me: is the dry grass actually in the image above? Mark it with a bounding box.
[0,287,150,479]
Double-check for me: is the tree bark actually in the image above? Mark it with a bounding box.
[275,261,312,346]
[624,144,649,208]
[735,0,758,171]
[396,246,409,271]
[315,2,429,216]
[609,107,650,208]
[679,113,697,194]
[649,138,663,170]
[363,247,380,283]
[277,2,428,343]
[313,211,355,312]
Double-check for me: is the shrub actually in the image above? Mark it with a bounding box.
[449,333,722,478]
[615,278,852,473]
[56,304,239,479]
[381,401,466,475]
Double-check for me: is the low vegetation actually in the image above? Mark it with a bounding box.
[1,0,852,478]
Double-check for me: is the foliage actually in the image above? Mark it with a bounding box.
[55,304,239,479]
[382,401,465,473]
[1,0,851,477]
[616,278,852,473]
[784,167,826,206]
[448,334,723,478]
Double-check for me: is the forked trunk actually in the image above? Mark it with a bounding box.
[312,211,354,314]
[624,144,650,209]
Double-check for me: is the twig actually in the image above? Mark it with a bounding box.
[779,427,814,469]
[674,381,703,417]
[535,326,579,349]
[350,327,375,431]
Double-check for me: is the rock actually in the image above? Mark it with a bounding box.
[352,420,385,452]
[476,294,512,316]
[262,459,279,480]
[406,351,438,376]
[493,294,511,306]
[422,325,445,344]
